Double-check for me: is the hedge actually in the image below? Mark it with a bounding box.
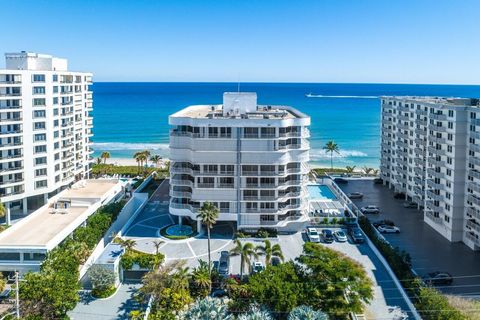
[121,249,164,270]
[92,164,169,178]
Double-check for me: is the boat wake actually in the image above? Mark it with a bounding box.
[305,94,378,99]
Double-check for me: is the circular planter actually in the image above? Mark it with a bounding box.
[159,224,197,240]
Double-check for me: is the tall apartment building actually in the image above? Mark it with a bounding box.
[380,96,480,250]
[0,52,94,223]
[169,92,310,231]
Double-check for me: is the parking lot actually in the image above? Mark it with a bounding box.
[339,178,480,296]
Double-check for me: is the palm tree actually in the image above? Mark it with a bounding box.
[142,150,151,167]
[133,152,147,172]
[191,260,212,297]
[323,141,340,169]
[372,168,379,176]
[345,165,356,174]
[362,166,374,175]
[152,240,164,254]
[96,157,102,165]
[197,202,219,275]
[255,239,284,266]
[100,151,110,164]
[119,238,137,252]
[150,155,161,168]
[230,239,258,278]
[0,202,5,219]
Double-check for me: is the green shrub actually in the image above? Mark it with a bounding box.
[121,250,164,270]
[92,164,169,178]
[236,232,248,238]
[256,230,270,238]
[91,285,117,299]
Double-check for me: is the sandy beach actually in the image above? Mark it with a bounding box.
[104,157,169,167]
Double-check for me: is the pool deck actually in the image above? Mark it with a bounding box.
[307,184,345,218]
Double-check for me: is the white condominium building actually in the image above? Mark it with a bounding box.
[380,96,480,250]
[169,92,310,231]
[0,52,94,223]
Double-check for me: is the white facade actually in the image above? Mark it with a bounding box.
[380,96,480,250]
[0,52,94,223]
[169,92,311,231]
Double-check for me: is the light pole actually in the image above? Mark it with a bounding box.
[15,270,19,319]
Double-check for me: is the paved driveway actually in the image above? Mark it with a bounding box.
[69,283,142,320]
[339,179,480,296]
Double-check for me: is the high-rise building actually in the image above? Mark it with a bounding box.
[380,96,480,250]
[0,52,94,223]
[169,92,310,231]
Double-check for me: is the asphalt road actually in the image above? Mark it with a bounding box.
[339,179,480,296]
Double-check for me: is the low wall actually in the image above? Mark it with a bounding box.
[134,173,154,194]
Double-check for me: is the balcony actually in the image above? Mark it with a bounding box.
[398,114,409,121]
[0,117,22,123]
[414,177,423,185]
[427,190,443,202]
[427,168,444,179]
[416,109,428,116]
[197,183,215,188]
[0,187,25,197]
[398,105,409,112]
[466,220,480,234]
[469,169,480,180]
[0,141,22,148]
[429,158,445,167]
[430,136,446,144]
[397,141,408,148]
[428,146,445,156]
[468,181,480,193]
[170,179,194,187]
[429,113,447,121]
[415,128,426,136]
[414,138,426,146]
[397,131,409,139]
[467,207,480,221]
[427,179,444,190]
[413,186,423,195]
[465,232,480,246]
[470,143,480,153]
[397,123,409,130]
[425,211,443,224]
[428,124,447,132]
[467,194,480,208]
[414,167,425,176]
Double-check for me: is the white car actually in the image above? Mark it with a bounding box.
[334,230,348,242]
[306,227,321,243]
[360,205,380,214]
[378,225,400,233]
[252,261,264,274]
[348,192,364,199]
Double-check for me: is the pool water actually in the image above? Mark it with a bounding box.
[165,224,193,236]
[307,185,337,200]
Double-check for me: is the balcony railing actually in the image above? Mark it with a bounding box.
[425,211,443,224]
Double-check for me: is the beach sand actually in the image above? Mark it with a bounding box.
[104,157,169,167]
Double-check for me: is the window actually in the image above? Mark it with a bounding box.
[33,87,45,94]
[34,145,47,153]
[54,153,60,161]
[32,74,45,82]
[33,110,46,118]
[35,157,47,165]
[35,180,47,189]
[55,164,60,172]
[53,74,58,82]
[448,122,453,129]
[34,122,46,130]
[53,108,58,115]
[53,120,59,127]
[53,97,58,105]
[53,86,58,93]
[34,133,46,141]
[448,110,454,117]
[54,142,59,150]
[33,98,46,106]
[53,131,59,138]
[35,168,47,177]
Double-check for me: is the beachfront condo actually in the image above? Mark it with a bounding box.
[380,96,480,250]
[169,92,311,231]
[0,52,94,223]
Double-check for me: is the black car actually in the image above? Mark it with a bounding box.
[393,192,406,200]
[218,251,230,276]
[334,177,348,184]
[348,227,365,243]
[322,229,334,243]
[372,219,395,228]
[424,271,453,286]
[271,256,282,266]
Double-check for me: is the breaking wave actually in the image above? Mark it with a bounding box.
[310,149,368,160]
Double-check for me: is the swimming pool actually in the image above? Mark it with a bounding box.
[307,185,337,200]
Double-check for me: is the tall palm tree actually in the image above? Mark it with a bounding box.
[363,166,374,175]
[197,202,219,275]
[345,165,356,174]
[150,155,161,168]
[230,240,258,278]
[255,239,284,266]
[152,240,164,254]
[142,150,151,167]
[100,151,110,164]
[323,141,340,169]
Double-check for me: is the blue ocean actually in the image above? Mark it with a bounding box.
[91,83,480,168]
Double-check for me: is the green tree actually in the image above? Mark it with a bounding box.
[197,202,219,277]
[323,140,340,169]
[362,166,374,175]
[246,261,306,314]
[88,265,116,292]
[152,240,164,255]
[142,150,151,166]
[119,238,137,251]
[345,166,356,174]
[150,154,162,167]
[230,240,258,278]
[416,285,466,320]
[288,305,328,320]
[100,151,110,164]
[297,243,373,317]
[191,260,212,298]
[255,239,284,266]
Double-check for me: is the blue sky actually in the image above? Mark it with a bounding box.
[1,0,479,83]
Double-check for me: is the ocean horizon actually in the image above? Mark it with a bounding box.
[91,82,480,168]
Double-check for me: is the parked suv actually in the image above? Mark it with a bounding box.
[348,227,365,243]
[218,251,230,276]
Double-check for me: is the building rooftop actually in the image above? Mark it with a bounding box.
[0,179,121,249]
[4,51,68,71]
[381,96,480,107]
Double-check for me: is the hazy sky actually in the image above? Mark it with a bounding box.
[1,0,479,84]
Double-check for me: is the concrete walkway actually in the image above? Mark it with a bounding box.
[69,283,142,320]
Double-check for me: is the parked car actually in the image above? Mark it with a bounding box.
[347,192,364,199]
[334,177,348,184]
[372,219,395,228]
[377,225,400,233]
[218,251,230,276]
[423,271,453,286]
[321,229,334,243]
[306,227,321,243]
[360,205,380,214]
[403,201,417,208]
[252,261,264,274]
[373,178,383,184]
[0,287,11,302]
[334,230,348,242]
[271,256,281,266]
[393,192,406,200]
[348,227,365,243]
